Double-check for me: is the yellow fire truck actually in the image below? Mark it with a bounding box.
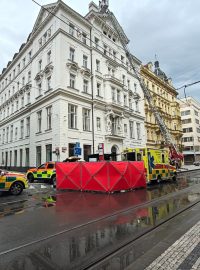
[123,148,177,183]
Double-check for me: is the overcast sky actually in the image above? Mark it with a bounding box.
[1,0,200,100]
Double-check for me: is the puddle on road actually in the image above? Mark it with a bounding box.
[1,183,200,270]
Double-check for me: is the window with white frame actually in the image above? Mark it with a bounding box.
[96,60,100,71]
[6,127,9,143]
[28,50,32,61]
[37,111,42,133]
[20,120,24,139]
[82,33,87,44]
[83,79,89,93]
[117,90,121,103]
[38,83,42,96]
[15,127,18,141]
[95,37,99,49]
[83,108,90,131]
[11,103,14,114]
[12,86,15,94]
[104,44,107,55]
[47,50,51,64]
[17,63,20,74]
[97,83,101,96]
[2,129,5,144]
[112,88,116,102]
[39,38,42,47]
[127,80,130,90]
[38,60,42,71]
[129,121,134,138]
[69,23,75,36]
[68,104,77,129]
[16,100,19,111]
[135,101,139,112]
[28,71,31,82]
[136,122,141,139]
[27,92,30,104]
[23,57,26,67]
[83,55,88,68]
[124,95,127,106]
[21,96,24,108]
[97,117,101,131]
[69,48,75,62]
[46,106,52,130]
[134,83,137,92]
[47,76,51,90]
[26,117,30,137]
[70,74,75,88]
[10,125,13,142]
[124,123,128,134]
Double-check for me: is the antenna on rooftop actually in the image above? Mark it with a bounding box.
[99,0,109,13]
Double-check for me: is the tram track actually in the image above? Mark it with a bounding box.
[83,199,200,270]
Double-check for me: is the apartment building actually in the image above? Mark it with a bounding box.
[0,0,146,170]
[179,97,200,164]
[141,61,182,150]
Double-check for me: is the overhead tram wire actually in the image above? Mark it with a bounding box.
[31,0,135,71]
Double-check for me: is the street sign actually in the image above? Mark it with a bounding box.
[74,147,82,156]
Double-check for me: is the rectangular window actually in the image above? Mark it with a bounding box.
[37,111,42,133]
[14,150,17,167]
[82,33,87,44]
[6,127,9,143]
[2,129,5,144]
[83,108,90,131]
[23,57,26,67]
[47,50,51,64]
[21,96,24,107]
[196,119,199,124]
[83,145,91,161]
[20,120,24,139]
[97,83,101,96]
[46,144,52,162]
[26,117,30,137]
[25,148,29,167]
[20,149,23,167]
[136,101,139,112]
[182,118,192,124]
[15,127,18,141]
[69,48,75,62]
[47,76,52,90]
[68,104,77,129]
[95,37,99,49]
[83,55,88,68]
[69,23,75,36]
[194,110,199,116]
[70,74,75,89]
[83,80,89,93]
[97,117,101,131]
[28,71,31,82]
[46,106,52,130]
[96,60,100,71]
[39,38,42,47]
[183,127,193,133]
[38,83,42,96]
[181,110,190,116]
[10,125,13,142]
[112,88,116,102]
[124,124,128,134]
[124,95,127,106]
[36,146,41,167]
[28,50,32,61]
[117,90,121,103]
[129,121,134,138]
[136,122,141,139]
[18,63,20,74]
[38,60,42,71]
[121,55,124,64]
[27,92,30,104]
[104,45,107,55]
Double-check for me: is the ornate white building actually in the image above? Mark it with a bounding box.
[0,0,146,170]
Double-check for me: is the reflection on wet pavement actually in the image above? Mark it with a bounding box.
[1,178,200,270]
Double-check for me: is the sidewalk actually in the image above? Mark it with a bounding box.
[177,164,200,172]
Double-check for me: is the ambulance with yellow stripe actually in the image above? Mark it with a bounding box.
[123,148,177,183]
[0,170,28,195]
[27,162,56,185]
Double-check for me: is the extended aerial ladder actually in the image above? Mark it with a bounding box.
[99,0,183,165]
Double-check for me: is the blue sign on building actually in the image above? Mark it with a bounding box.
[74,147,82,156]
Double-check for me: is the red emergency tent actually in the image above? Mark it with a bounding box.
[56,161,146,192]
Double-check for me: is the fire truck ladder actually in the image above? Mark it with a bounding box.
[105,9,177,149]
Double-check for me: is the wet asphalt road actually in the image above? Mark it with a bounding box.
[0,171,200,269]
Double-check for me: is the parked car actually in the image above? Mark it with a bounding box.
[26,162,56,186]
[193,161,200,166]
[0,170,28,195]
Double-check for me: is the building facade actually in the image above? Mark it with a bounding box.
[141,61,182,149]
[0,0,146,170]
[179,97,200,164]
